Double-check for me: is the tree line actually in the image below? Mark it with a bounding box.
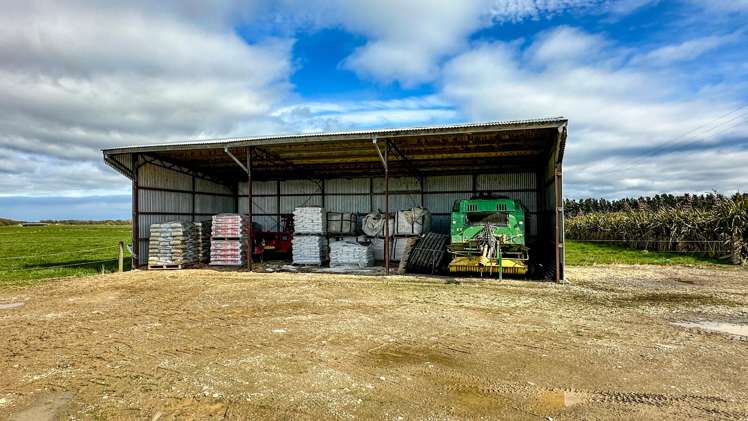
[564,193,747,217]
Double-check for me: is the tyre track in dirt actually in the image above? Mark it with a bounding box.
[0,266,746,419]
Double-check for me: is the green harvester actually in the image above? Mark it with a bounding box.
[448,197,529,277]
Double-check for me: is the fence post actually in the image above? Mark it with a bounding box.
[731,232,742,265]
[118,241,124,272]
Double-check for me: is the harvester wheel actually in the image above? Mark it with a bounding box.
[406,232,449,274]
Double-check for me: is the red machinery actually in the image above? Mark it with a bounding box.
[253,214,293,258]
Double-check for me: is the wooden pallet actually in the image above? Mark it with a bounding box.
[148,264,187,270]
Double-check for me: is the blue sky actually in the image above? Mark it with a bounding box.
[0,0,747,220]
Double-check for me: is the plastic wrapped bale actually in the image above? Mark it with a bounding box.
[369,237,408,262]
[147,222,197,267]
[209,239,246,266]
[330,241,374,268]
[326,212,356,235]
[369,237,416,262]
[395,207,432,236]
[292,235,328,265]
[362,211,395,238]
[294,207,327,234]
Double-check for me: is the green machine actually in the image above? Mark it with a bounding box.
[448,197,529,276]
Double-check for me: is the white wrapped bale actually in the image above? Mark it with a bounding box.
[362,211,395,238]
[395,207,432,236]
[292,235,328,265]
[369,236,416,262]
[327,212,356,235]
[294,207,326,234]
[147,222,197,266]
[330,241,374,268]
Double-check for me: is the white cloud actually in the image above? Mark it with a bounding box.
[286,0,604,86]
[686,0,748,14]
[440,26,748,198]
[274,96,460,132]
[0,1,295,196]
[630,33,741,66]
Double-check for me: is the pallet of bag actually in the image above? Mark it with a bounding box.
[193,220,212,263]
[292,207,328,265]
[294,207,326,234]
[147,221,197,268]
[329,237,374,268]
[210,214,249,266]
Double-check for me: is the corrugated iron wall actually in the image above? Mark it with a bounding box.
[539,130,564,282]
[135,161,236,265]
[132,155,562,278]
[237,172,540,239]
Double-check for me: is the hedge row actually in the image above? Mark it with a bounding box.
[565,195,748,264]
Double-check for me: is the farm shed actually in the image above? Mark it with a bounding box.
[103,118,568,281]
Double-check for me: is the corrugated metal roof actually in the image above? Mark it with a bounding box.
[102,117,567,154]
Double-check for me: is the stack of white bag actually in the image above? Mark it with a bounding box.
[395,207,432,235]
[210,214,248,266]
[293,207,327,265]
[292,235,328,265]
[293,207,326,234]
[148,222,196,266]
[330,241,374,268]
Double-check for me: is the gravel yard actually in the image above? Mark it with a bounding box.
[1,265,746,420]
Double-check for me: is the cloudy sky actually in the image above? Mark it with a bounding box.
[1,0,747,220]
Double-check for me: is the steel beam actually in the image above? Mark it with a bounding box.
[132,153,140,268]
[372,136,390,275]
[247,147,253,271]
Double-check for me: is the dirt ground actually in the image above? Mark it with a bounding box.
[0,265,746,420]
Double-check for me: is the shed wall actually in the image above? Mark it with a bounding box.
[134,161,236,265]
[237,171,539,239]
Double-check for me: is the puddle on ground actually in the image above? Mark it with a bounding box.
[0,302,24,310]
[535,390,585,410]
[9,391,73,421]
[673,321,748,338]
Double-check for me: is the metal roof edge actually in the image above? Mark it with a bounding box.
[102,117,567,156]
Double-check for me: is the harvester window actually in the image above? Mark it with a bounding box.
[465,211,508,226]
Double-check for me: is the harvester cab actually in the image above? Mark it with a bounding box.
[448,197,529,277]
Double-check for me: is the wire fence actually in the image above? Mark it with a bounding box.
[0,243,131,275]
[568,237,735,258]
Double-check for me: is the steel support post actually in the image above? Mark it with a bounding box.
[191,175,196,222]
[246,147,254,271]
[384,141,390,275]
[372,136,390,275]
[132,153,140,268]
[554,165,561,283]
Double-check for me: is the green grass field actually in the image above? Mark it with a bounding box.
[0,224,132,287]
[565,240,725,266]
[0,225,732,287]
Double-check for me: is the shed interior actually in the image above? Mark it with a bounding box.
[104,118,567,281]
